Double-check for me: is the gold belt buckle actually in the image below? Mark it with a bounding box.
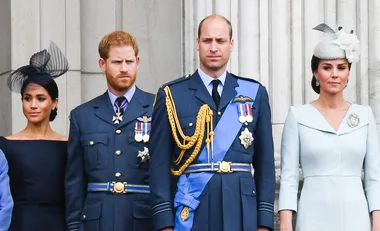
[217,161,233,173]
[111,182,127,193]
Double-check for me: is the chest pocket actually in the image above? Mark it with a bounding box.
[81,133,109,171]
[178,116,196,136]
[172,116,197,159]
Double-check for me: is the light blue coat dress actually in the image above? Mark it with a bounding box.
[279,104,380,231]
[0,149,13,231]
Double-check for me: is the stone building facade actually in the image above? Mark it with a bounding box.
[1,0,380,229]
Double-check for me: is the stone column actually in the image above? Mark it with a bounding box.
[0,0,11,136]
[369,0,380,126]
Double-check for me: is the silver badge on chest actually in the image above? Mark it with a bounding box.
[239,128,254,149]
[347,113,360,128]
[138,147,150,163]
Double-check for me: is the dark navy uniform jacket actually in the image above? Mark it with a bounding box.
[149,71,275,231]
[65,87,154,231]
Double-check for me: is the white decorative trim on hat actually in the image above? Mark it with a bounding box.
[333,29,360,63]
[313,23,360,63]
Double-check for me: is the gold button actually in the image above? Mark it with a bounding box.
[82,214,86,219]
[89,141,94,145]
[115,150,121,156]
[218,111,222,116]
[116,129,121,134]
[115,172,121,178]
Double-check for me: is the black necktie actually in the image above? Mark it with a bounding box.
[116,96,127,116]
[211,79,221,108]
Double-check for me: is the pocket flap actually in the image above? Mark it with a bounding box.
[133,201,152,219]
[179,116,196,129]
[82,201,102,220]
[81,133,108,146]
[240,177,256,196]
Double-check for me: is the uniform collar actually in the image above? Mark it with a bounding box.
[107,85,136,106]
[197,68,226,89]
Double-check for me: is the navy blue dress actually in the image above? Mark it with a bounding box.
[0,137,66,231]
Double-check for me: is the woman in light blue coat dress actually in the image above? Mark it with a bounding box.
[0,149,13,231]
[279,23,380,231]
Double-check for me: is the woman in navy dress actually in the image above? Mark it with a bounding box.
[0,42,69,231]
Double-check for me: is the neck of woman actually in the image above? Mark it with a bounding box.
[316,92,349,111]
[22,120,54,139]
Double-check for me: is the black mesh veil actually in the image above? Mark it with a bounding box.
[7,42,69,92]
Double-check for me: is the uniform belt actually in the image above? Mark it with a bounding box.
[87,182,150,194]
[184,161,252,174]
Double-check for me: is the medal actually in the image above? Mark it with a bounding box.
[112,111,123,124]
[246,115,253,123]
[137,147,150,163]
[239,128,254,149]
[135,131,143,142]
[347,113,360,128]
[143,134,150,143]
[239,115,246,123]
[112,97,128,123]
[237,104,246,123]
[244,103,253,123]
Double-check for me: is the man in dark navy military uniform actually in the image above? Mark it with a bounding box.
[149,14,275,231]
[65,31,154,231]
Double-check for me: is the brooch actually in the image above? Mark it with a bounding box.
[347,113,360,128]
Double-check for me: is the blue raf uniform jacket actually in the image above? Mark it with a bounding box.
[65,87,155,231]
[0,149,13,230]
[149,71,275,231]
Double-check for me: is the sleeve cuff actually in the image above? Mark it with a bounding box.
[67,221,81,231]
[152,203,174,230]
[257,205,274,230]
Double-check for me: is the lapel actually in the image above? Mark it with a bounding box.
[219,72,238,110]
[336,104,369,135]
[188,70,217,111]
[117,87,149,128]
[297,104,369,135]
[93,92,118,127]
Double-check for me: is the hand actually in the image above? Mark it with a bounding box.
[372,210,380,231]
[279,225,293,231]
[160,228,173,231]
[258,228,269,231]
[279,210,293,231]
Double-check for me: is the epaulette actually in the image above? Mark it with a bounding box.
[161,74,192,88]
[230,73,262,85]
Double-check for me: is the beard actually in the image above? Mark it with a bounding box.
[106,71,137,92]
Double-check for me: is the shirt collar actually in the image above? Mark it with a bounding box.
[107,85,136,106]
[197,68,227,88]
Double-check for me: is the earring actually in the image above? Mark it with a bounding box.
[315,79,320,87]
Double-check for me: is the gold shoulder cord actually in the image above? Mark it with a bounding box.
[164,86,214,176]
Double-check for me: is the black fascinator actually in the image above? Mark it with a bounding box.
[7,42,69,92]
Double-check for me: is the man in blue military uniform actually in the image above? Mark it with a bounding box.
[0,149,13,230]
[65,31,154,231]
[149,14,275,231]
